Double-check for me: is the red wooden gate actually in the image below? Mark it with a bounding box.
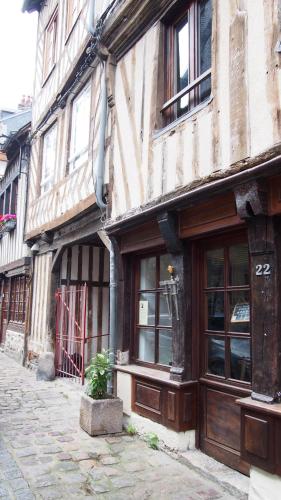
[55,284,87,383]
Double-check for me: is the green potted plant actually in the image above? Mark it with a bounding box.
[80,351,123,436]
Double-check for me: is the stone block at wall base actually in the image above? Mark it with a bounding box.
[249,466,281,500]
[4,330,25,365]
[36,352,55,381]
[80,393,123,436]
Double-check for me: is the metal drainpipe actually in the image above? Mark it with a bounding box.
[87,1,116,393]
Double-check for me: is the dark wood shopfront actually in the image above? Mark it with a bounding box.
[194,232,251,474]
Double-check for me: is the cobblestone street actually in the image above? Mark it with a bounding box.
[0,353,247,499]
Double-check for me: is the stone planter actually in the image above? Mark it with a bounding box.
[4,220,16,232]
[80,393,123,436]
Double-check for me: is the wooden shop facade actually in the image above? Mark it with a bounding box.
[109,170,281,477]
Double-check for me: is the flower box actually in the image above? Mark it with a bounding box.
[0,214,16,234]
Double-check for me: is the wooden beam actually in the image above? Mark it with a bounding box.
[234,183,281,400]
[157,212,183,254]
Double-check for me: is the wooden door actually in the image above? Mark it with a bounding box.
[0,280,10,344]
[197,233,251,474]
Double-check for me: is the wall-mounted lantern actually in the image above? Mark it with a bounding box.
[160,265,180,321]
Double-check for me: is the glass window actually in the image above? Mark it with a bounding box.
[203,240,251,384]
[163,0,212,122]
[68,82,91,173]
[43,9,58,81]
[136,253,172,367]
[41,123,57,194]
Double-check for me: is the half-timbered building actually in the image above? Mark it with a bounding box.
[22,0,116,378]
[24,0,281,496]
[0,113,31,364]
[103,0,281,497]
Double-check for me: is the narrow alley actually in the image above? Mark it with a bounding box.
[0,353,247,500]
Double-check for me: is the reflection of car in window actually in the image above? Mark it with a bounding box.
[208,338,251,381]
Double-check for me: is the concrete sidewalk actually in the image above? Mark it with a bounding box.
[0,353,248,499]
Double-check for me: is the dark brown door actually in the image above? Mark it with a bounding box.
[197,234,251,474]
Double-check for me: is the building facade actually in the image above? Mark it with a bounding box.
[0,115,31,364]
[23,0,281,497]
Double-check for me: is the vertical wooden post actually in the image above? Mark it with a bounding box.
[235,182,281,401]
[157,212,191,382]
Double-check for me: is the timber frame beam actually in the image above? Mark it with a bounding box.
[157,211,191,382]
[234,181,281,401]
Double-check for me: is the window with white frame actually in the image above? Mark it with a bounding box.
[43,7,58,82]
[41,123,57,194]
[68,82,91,173]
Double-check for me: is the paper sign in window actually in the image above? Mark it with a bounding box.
[231,303,249,323]
[139,300,148,325]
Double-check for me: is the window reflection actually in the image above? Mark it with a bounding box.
[207,291,224,331]
[138,329,155,363]
[176,16,189,113]
[159,329,172,366]
[230,338,251,382]
[138,293,155,326]
[140,257,156,289]
[159,293,172,326]
[229,244,249,286]
[207,248,224,288]
[208,336,225,376]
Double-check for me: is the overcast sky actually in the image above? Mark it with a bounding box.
[0,1,37,110]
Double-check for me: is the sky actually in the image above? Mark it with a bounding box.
[0,1,38,110]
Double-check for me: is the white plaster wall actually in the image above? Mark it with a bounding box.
[116,371,132,416]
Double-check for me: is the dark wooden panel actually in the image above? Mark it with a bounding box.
[136,382,161,412]
[206,388,241,452]
[269,175,281,215]
[183,392,193,425]
[120,221,164,254]
[179,193,242,238]
[244,414,268,459]
[167,391,176,422]
[132,376,197,431]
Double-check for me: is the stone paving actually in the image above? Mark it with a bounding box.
[0,353,245,499]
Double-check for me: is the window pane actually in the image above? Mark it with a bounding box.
[69,83,91,171]
[159,329,172,366]
[159,293,172,326]
[176,16,189,113]
[229,243,249,286]
[230,338,251,382]
[160,254,171,282]
[42,123,57,193]
[207,291,224,331]
[140,257,156,289]
[229,291,250,333]
[208,336,225,376]
[199,0,212,101]
[206,248,224,288]
[138,329,155,363]
[138,293,155,326]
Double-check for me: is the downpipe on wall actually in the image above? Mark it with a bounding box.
[88,0,117,393]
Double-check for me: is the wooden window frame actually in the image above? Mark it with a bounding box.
[67,80,91,175]
[133,251,172,371]
[40,122,58,195]
[199,233,252,388]
[162,0,212,123]
[65,0,81,41]
[42,7,58,83]
[9,276,28,324]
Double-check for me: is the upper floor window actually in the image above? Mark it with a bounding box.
[66,0,81,38]
[43,7,58,81]
[162,0,212,124]
[68,82,91,174]
[41,123,57,194]
[0,177,18,215]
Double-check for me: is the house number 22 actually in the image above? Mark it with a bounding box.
[256,264,271,276]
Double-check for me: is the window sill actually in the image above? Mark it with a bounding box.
[114,363,195,388]
[153,95,213,140]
